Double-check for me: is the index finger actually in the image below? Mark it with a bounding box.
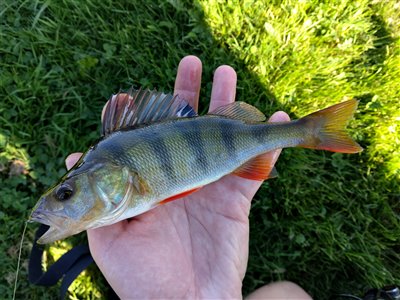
[173,56,202,112]
[100,56,203,121]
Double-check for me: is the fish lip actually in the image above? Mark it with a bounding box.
[29,209,67,229]
[29,209,52,226]
[29,215,51,226]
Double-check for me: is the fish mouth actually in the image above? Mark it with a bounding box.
[29,209,52,226]
[29,208,67,228]
[29,209,74,244]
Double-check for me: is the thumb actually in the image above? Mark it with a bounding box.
[65,152,83,170]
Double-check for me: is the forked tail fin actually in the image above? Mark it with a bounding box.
[298,99,363,153]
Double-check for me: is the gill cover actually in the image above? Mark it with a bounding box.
[86,164,147,228]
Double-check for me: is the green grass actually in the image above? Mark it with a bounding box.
[1,0,399,299]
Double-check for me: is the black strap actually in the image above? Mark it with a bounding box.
[29,225,94,299]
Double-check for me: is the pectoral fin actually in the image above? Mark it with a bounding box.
[131,172,150,195]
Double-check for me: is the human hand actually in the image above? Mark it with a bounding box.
[65,56,290,299]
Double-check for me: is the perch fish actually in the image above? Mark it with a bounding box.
[30,89,362,243]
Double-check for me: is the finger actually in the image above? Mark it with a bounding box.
[87,222,125,245]
[173,55,202,112]
[65,152,83,170]
[100,56,202,121]
[209,65,237,112]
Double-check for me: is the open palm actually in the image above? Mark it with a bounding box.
[66,56,289,299]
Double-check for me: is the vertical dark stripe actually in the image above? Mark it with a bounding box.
[219,119,236,157]
[148,133,177,183]
[250,125,267,144]
[177,120,209,172]
[99,134,138,170]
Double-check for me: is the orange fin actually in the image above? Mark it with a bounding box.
[298,99,363,153]
[233,152,277,181]
[159,187,202,205]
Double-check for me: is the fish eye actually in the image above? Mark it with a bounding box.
[56,184,74,201]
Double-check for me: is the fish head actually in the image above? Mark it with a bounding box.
[30,161,137,244]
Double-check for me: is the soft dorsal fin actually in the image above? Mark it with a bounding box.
[102,88,197,136]
[233,152,278,181]
[208,102,266,122]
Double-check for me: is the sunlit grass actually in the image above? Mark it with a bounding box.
[200,0,400,296]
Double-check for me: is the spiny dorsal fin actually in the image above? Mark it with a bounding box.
[208,102,266,122]
[101,88,197,136]
[233,152,278,181]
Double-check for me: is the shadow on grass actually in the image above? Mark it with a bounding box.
[364,13,396,66]
[1,1,279,299]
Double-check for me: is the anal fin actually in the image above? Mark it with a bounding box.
[159,187,202,205]
[233,152,277,181]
